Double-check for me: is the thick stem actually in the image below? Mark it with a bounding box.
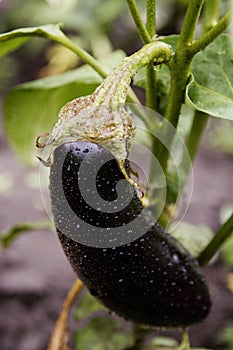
[166,0,205,127]
[156,0,205,173]
[126,0,151,44]
[198,214,233,267]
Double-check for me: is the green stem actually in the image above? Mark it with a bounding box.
[178,2,222,196]
[146,0,156,36]
[198,214,233,266]
[145,0,157,111]
[203,0,220,32]
[49,30,108,78]
[190,10,232,56]
[177,0,205,47]
[154,0,205,173]
[146,64,157,110]
[178,330,191,350]
[180,111,208,169]
[166,0,205,126]
[126,0,151,44]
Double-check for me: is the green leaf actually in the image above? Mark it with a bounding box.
[217,324,233,350]
[74,316,134,350]
[74,291,103,320]
[145,336,178,349]
[207,119,233,155]
[0,24,66,57]
[3,50,125,164]
[186,34,233,120]
[1,221,52,248]
[222,238,233,268]
[169,222,214,257]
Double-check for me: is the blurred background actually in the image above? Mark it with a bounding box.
[0,0,233,349]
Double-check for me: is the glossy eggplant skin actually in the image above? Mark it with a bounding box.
[50,141,211,327]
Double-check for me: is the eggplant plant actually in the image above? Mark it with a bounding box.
[1,0,233,349]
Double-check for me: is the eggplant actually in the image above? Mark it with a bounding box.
[50,141,211,327]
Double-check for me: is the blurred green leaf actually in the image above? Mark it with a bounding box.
[169,222,214,257]
[208,120,233,155]
[186,34,233,120]
[74,316,134,350]
[220,203,233,225]
[145,335,178,349]
[221,235,233,268]
[3,50,125,164]
[75,291,103,320]
[0,173,13,194]
[0,24,66,57]
[1,221,52,248]
[217,324,233,350]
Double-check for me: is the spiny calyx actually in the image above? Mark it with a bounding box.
[36,41,172,168]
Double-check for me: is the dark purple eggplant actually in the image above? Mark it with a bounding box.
[50,141,211,327]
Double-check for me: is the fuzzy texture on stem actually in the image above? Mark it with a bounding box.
[126,0,151,44]
[157,1,231,174]
[146,0,156,36]
[165,0,205,127]
[145,0,157,111]
[154,0,205,173]
[190,10,232,56]
[198,214,233,266]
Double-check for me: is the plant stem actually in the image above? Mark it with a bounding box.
[190,10,232,56]
[203,0,220,32]
[178,1,222,194]
[178,330,191,350]
[198,214,233,266]
[177,0,205,46]
[47,279,83,350]
[180,111,208,170]
[146,0,157,111]
[154,0,205,173]
[126,0,151,44]
[146,0,156,36]
[166,0,205,127]
[146,64,157,110]
[50,30,108,78]
[49,27,141,106]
